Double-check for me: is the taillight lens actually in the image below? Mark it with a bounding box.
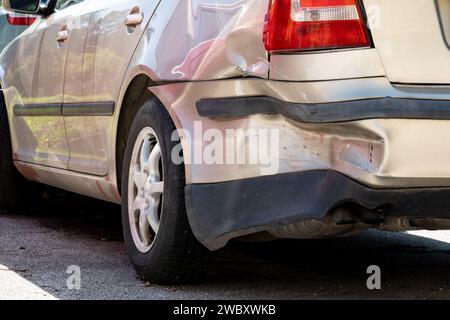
[7,13,37,26]
[264,0,370,52]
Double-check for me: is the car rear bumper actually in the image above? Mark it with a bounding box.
[194,94,450,189]
[150,77,450,248]
[186,170,450,250]
[152,77,450,188]
[193,96,450,249]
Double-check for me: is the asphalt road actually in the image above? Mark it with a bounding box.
[0,197,449,300]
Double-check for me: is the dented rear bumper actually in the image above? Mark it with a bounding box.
[195,95,450,189]
[152,77,450,188]
[151,77,450,249]
[188,95,450,249]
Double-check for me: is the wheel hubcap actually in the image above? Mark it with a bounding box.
[128,127,164,253]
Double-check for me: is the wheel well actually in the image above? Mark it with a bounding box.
[116,74,156,195]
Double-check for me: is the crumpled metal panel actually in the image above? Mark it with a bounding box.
[151,76,450,188]
[142,0,270,81]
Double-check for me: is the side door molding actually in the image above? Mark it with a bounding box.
[13,103,62,116]
[13,102,115,117]
[13,101,115,117]
[62,102,115,116]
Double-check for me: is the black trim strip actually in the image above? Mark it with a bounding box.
[186,170,450,250]
[63,102,115,116]
[13,104,62,117]
[197,96,450,123]
[14,102,115,117]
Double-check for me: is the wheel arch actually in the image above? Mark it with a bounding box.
[115,74,156,195]
[115,72,186,195]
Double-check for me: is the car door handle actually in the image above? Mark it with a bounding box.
[56,29,69,43]
[125,13,143,27]
[125,7,143,27]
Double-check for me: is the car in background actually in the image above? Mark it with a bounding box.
[0,6,35,53]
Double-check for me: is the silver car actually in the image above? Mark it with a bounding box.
[1,0,450,284]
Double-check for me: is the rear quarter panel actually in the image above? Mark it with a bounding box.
[122,0,270,83]
[113,0,271,185]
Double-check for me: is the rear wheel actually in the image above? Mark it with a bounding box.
[0,93,36,213]
[121,97,205,284]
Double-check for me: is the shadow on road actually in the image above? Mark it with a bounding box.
[0,195,449,299]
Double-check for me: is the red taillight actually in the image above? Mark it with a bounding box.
[264,0,370,52]
[7,14,37,26]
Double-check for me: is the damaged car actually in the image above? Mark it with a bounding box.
[1,0,450,284]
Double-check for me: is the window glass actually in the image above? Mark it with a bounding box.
[55,0,83,11]
[3,0,39,11]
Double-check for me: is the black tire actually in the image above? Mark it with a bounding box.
[0,93,35,213]
[121,97,206,284]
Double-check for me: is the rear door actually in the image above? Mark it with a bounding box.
[8,3,74,169]
[363,0,450,84]
[63,0,160,175]
[60,0,106,175]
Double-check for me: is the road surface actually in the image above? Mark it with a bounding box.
[0,198,449,300]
